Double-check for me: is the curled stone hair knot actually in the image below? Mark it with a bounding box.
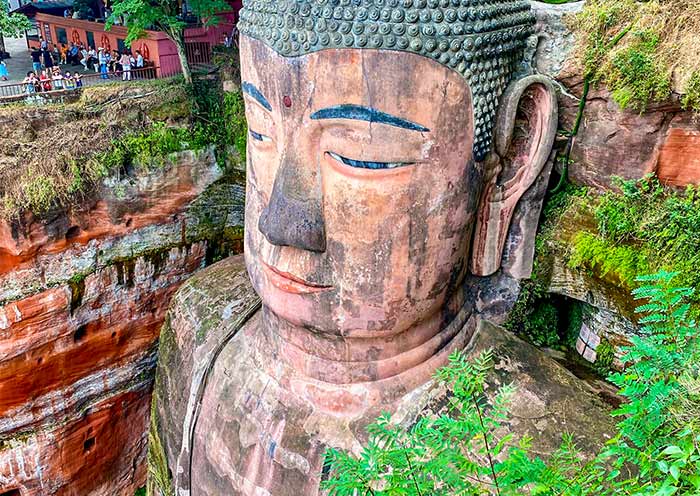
[239,0,536,160]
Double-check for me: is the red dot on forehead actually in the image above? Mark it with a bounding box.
[283,95,292,108]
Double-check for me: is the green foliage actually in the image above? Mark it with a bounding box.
[523,301,560,348]
[106,0,229,83]
[97,81,247,174]
[134,488,146,496]
[506,183,590,349]
[97,122,190,172]
[574,0,638,81]
[107,0,228,45]
[606,31,671,112]
[324,272,700,495]
[571,175,700,316]
[604,271,700,494]
[568,232,650,288]
[0,0,32,38]
[188,78,247,165]
[323,350,524,495]
[22,175,58,214]
[571,0,700,113]
[681,71,700,113]
[72,0,91,18]
[594,339,615,376]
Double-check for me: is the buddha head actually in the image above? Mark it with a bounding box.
[238,0,557,354]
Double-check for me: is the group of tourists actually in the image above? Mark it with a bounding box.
[22,36,148,93]
[36,39,145,78]
[22,66,83,94]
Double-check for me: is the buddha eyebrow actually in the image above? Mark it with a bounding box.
[310,104,430,132]
[242,81,272,111]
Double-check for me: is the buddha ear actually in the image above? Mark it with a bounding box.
[470,75,558,277]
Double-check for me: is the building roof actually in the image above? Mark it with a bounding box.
[12,1,75,17]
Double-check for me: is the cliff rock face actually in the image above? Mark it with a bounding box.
[557,74,700,189]
[532,1,700,190]
[0,149,245,495]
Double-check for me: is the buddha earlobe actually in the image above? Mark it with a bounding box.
[470,75,559,278]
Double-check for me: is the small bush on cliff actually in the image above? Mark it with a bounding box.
[323,272,700,495]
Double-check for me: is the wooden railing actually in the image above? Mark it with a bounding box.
[0,66,161,102]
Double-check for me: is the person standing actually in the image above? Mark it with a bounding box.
[30,48,42,74]
[51,68,64,90]
[87,47,97,71]
[42,48,54,70]
[80,45,89,70]
[23,71,36,94]
[134,50,144,78]
[60,44,68,65]
[68,43,80,65]
[98,48,109,79]
[119,51,132,81]
[39,37,48,51]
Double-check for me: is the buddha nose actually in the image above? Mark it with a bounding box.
[258,156,327,253]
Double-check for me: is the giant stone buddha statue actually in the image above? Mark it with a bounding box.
[149,0,558,494]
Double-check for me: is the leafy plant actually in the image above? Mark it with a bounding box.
[681,71,700,113]
[0,0,31,50]
[323,272,700,496]
[606,31,671,112]
[570,175,700,317]
[523,301,560,348]
[594,339,615,376]
[571,0,700,113]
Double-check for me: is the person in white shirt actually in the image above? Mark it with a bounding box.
[119,52,132,81]
[80,46,89,70]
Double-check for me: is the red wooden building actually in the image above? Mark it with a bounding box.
[17,0,242,77]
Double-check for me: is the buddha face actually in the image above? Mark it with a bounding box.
[242,36,481,338]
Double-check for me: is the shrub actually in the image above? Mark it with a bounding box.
[570,175,700,316]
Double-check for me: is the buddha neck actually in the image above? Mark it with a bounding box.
[259,285,475,386]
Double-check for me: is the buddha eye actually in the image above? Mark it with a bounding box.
[327,152,412,170]
[249,129,272,142]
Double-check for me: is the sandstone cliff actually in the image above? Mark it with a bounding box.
[0,81,246,495]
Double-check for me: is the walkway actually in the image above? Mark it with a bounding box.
[3,36,34,83]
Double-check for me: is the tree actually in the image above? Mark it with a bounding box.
[0,0,32,55]
[106,0,229,84]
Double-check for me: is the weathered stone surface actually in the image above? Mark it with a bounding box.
[531,1,583,80]
[0,148,228,304]
[150,255,260,495]
[1,389,150,496]
[546,15,700,190]
[404,320,616,461]
[0,149,245,494]
[656,114,700,187]
[557,72,672,190]
[545,204,640,366]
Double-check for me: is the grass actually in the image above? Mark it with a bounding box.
[0,71,247,220]
[570,0,700,112]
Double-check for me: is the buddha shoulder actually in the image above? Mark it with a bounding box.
[151,254,261,494]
